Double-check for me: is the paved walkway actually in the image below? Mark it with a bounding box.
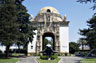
[16,56,83,63]
[58,56,83,63]
[16,56,38,63]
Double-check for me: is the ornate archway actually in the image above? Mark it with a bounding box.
[28,7,69,56]
[42,32,55,50]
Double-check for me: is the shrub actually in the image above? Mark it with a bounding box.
[60,53,65,56]
[13,49,27,53]
[4,49,14,53]
[65,53,68,56]
[40,55,49,60]
[33,53,37,56]
[50,54,58,60]
[0,50,2,53]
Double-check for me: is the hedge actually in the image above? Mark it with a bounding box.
[50,54,58,60]
[40,55,49,60]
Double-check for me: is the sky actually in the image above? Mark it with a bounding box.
[23,0,95,42]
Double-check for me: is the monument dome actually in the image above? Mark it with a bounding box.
[34,6,63,22]
[39,7,59,14]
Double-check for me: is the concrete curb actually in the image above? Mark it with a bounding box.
[58,58,62,63]
[35,58,39,63]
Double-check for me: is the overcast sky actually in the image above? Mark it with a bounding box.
[23,0,95,42]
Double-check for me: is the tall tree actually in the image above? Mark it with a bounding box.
[15,0,35,52]
[0,0,35,57]
[0,0,20,58]
[78,38,87,51]
[69,42,80,54]
[80,14,96,49]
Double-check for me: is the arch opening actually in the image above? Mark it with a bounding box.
[42,33,55,50]
[47,9,51,12]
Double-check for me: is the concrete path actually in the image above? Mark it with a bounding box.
[16,56,38,63]
[58,56,83,63]
[16,56,83,63]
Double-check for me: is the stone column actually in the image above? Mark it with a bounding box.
[36,41,39,55]
[36,27,41,55]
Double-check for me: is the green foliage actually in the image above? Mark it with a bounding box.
[43,39,49,50]
[37,58,60,63]
[79,14,96,49]
[0,0,20,45]
[0,0,21,58]
[69,42,80,54]
[0,0,35,57]
[65,53,68,56]
[82,58,96,63]
[0,50,2,53]
[40,54,58,60]
[43,38,53,50]
[50,54,58,60]
[12,53,24,56]
[15,0,35,48]
[0,58,18,63]
[78,38,87,51]
[40,55,49,60]
[77,0,96,10]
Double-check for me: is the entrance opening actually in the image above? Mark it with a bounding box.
[47,9,51,12]
[42,33,55,50]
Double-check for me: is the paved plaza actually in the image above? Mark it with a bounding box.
[58,56,83,63]
[16,56,83,63]
[16,56,38,63]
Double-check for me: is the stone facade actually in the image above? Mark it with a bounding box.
[28,7,69,55]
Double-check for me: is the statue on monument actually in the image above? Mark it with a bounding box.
[40,44,57,56]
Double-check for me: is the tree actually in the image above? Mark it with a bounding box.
[43,38,53,50]
[77,0,96,10]
[0,0,35,57]
[78,38,87,51]
[79,14,96,49]
[0,0,20,58]
[15,0,35,54]
[43,38,49,50]
[69,42,80,54]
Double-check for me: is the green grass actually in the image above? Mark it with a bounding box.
[12,53,24,56]
[82,58,96,63]
[37,58,60,63]
[0,58,18,63]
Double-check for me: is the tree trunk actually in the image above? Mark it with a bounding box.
[6,45,10,58]
[24,41,29,56]
[17,45,20,53]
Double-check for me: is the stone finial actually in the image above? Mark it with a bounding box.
[30,15,34,21]
[63,14,67,21]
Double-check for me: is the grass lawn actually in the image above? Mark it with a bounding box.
[37,58,60,63]
[12,53,25,56]
[82,58,96,63]
[0,58,18,63]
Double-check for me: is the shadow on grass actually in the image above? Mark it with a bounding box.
[0,53,26,59]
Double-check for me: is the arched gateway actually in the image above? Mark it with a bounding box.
[27,7,69,56]
[42,32,55,50]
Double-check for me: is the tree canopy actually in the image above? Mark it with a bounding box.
[69,42,80,54]
[43,38,53,50]
[79,14,96,49]
[15,0,35,48]
[0,0,35,57]
[77,0,96,10]
[0,0,20,46]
